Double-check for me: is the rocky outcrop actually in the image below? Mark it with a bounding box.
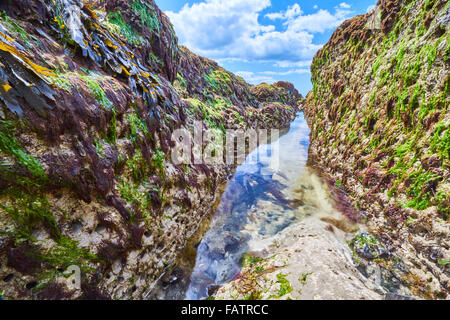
[175,46,300,130]
[0,0,300,299]
[304,0,449,299]
[215,220,384,300]
[251,81,303,109]
[177,46,256,109]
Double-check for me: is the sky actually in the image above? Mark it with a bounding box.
[155,0,377,96]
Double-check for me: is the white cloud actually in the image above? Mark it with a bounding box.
[274,60,313,68]
[167,0,272,52]
[235,71,275,85]
[261,69,310,76]
[265,3,303,21]
[367,4,376,12]
[282,4,354,33]
[235,68,310,85]
[166,0,353,63]
[264,12,284,20]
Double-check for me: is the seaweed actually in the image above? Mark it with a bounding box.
[131,1,160,32]
[106,11,145,46]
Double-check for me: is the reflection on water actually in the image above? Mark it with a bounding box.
[185,113,312,300]
[147,113,340,300]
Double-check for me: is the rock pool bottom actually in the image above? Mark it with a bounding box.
[147,114,400,300]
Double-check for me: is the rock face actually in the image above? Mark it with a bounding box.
[175,46,300,130]
[251,81,303,109]
[0,0,300,299]
[304,0,449,299]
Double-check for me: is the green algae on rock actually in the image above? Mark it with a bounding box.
[304,0,449,299]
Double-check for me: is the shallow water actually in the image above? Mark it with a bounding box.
[148,113,343,300]
[184,113,316,300]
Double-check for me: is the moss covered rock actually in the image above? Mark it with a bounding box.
[304,0,449,299]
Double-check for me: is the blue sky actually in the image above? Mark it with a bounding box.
[155,0,376,95]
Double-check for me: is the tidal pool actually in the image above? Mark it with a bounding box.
[185,113,314,300]
[148,113,348,300]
